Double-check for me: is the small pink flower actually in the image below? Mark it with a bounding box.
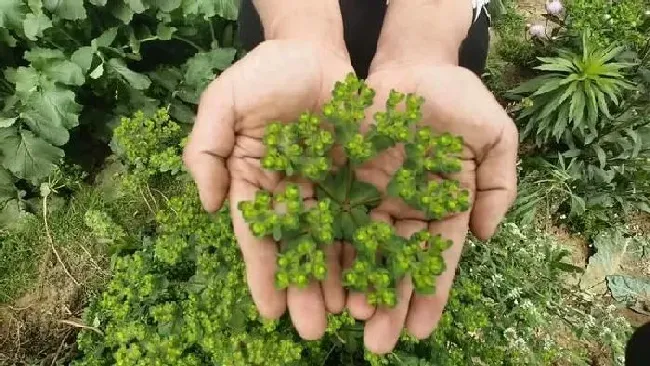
[529,24,547,39]
[546,0,563,16]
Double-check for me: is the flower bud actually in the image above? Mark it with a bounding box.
[528,24,547,39]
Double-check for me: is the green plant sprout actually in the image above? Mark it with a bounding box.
[238,73,470,308]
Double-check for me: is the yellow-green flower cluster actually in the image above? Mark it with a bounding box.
[374,91,424,144]
[276,237,327,289]
[261,113,334,181]
[411,128,464,174]
[322,73,375,126]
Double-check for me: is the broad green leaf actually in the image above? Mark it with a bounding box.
[89,63,104,79]
[93,27,118,49]
[6,67,41,97]
[152,0,182,12]
[109,2,134,23]
[349,181,380,206]
[592,144,606,169]
[0,117,17,128]
[126,0,147,13]
[340,212,356,242]
[569,195,585,217]
[71,46,95,72]
[0,29,17,47]
[0,0,26,29]
[21,83,82,145]
[597,45,625,64]
[184,48,237,87]
[157,23,176,40]
[108,58,151,90]
[182,0,239,20]
[23,13,52,40]
[606,275,650,303]
[0,167,15,206]
[596,79,620,105]
[536,56,576,71]
[0,127,64,182]
[43,0,87,20]
[44,60,85,85]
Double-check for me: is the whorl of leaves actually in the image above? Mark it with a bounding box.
[238,74,470,307]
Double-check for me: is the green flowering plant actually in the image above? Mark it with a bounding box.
[238,73,470,307]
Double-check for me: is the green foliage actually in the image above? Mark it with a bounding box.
[566,0,649,51]
[0,0,239,202]
[490,0,538,67]
[239,74,469,308]
[70,106,632,366]
[511,32,635,146]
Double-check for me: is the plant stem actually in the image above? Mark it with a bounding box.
[345,162,353,201]
[209,19,217,42]
[172,36,205,52]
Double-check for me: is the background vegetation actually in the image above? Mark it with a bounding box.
[1,0,649,365]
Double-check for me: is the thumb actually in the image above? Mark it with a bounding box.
[470,117,519,240]
[183,70,236,212]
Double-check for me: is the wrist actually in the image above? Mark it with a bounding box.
[254,1,347,55]
[370,0,473,72]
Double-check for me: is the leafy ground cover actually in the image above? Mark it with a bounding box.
[1,0,650,365]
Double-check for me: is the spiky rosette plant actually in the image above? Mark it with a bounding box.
[238,73,470,308]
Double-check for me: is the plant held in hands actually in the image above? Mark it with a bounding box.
[238,74,470,308]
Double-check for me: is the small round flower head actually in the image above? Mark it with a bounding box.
[345,133,375,164]
[545,0,562,16]
[306,199,335,244]
[528,24,547,39]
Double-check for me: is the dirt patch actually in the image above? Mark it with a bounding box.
[548,225,590,286]
[0,261,87,365]
[516,0,549,24]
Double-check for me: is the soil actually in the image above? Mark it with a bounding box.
[0,262,85,365]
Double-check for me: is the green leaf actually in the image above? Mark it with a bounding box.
[71,46,95,72]
[569,87,585,126]
[182,0,239,20]
[23,13,52,40]
[156,23,176,40]
[592,144,607,169]
[6,67,41,97]
[43,0,87,20]
[569,195,585,217]
[0,28,17,47]
[552,103,570,139]
[340,212,356,242]
[0,127,64,183]
[349,181,380,206]
[531,78,564,96]
[23,47,84,85]
[89,63,104,79]
[92,27,118,49]
[184,48,237,87]
[350,206,370,227]
[126,0,147,13]
[0,167,15,206]
[152,0,182,12]
[508,74,556,95]
[583,81,599,126]
[89,0,107,5]
[108,2,134,23]
[0,0,26,29]
[21,83,82,145]
[108,58,151,90]
[606,275,650,303]
[0,117,17,128]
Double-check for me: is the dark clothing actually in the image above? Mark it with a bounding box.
[237,0,490,79]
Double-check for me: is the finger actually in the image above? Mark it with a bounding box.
[288,282,327,340]
[364,219,426,355]
[321,242,345,314]
[470,119,519,240]
[230,178,286,319]
[183,70,237,212]
[345,211,391,320]
[344,243,375,320]
[405,212,470,339]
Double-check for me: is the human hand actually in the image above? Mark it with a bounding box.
[349,64,519,354]
[182,39,354,340]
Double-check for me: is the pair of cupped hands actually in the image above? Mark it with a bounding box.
[182,36,519,354]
